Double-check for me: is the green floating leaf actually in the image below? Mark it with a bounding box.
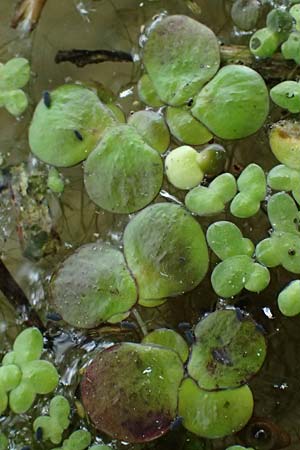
[230,164,266,218]
[53,430,91,450]
[269,120,300,169]
[106,103,126,123]
[0,57,30,90]
[178,378,254,438]
[192,65,269,139]
[278,280,300,316]
[290,4,300,31]
[3,90,28,116]
[81,343,184,443]
[0,365,21,391]
[123,203,209,300]
[137,74,164,108]
[142,328,189,362]
[256,231,300,272]
[84,124,163,213]
[267,164,300,199]
[211,255,270,297]
[51,241,137,328]
[231,0,260,31]
[0,434,8,450]
[166,107,213,145]
[188,309,266,390]
[143,15,220,106]
[29,84,115,167]
[270,81,300,113]
[165,146,204,190]
[33,395,71,444]
[267,192,300,234]
[250,28,280,58]
[266,9,294,34]
[138,298,167,308]
[281,31,300,64]
[207,221,254,260]
[128,110,170,153]
[9,379,36,414]
[185,173,237,216]
[13,327,43,364]
[196,144,227,177]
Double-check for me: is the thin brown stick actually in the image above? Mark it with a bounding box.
[0,259,45,331]
[55,49,133,67]
[11,0,47,32]
[54,44,300,82]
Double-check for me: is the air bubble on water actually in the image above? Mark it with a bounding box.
[143,367,152,374]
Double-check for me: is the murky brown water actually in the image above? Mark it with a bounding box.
[1,0,300,449]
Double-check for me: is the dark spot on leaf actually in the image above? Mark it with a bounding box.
[212,347,233,366]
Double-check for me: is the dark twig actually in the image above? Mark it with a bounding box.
[0,259,45,331]
[55,44,300,82]
[55,49,133,67]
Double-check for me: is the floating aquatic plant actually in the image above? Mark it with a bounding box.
[207,221,254,260]
[137,74,164,108]
[165,107,213,146]
[165,146,205,190]
[143,15,220,106]
[29,84,115,167]
[191,65,269,140]
[0,433,8,450]
[81,343,184,442]
[256,192,300,272]
[52,430,91,450]
[250,28,280,57]
[277,280,300,316]
[142,328,189,363]
[230,164,267,218]
[187,309,267,390]
[270,81,300,113]
[50,241,137,328]
[185,173,237,216]
[178,378,254,439]
[84,124,163,213]
[33,396,70,444]
[267,164,300,204]
[269,120,300,169]
[0,57,30,117]
[128,110,170,154]
[0,328,58,414]
[123,203,209,300]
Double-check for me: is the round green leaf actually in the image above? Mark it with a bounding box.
[81,343,184,443]
[269,120,300,169]
[123,203,209,300]
[196,144,227,177]
[4,89,28,116]
[137,74,164,108]
[207,221,254,260]
[0,365,22,391]
[267,164,300,192]
[165,146,204,190]
[178,378,253,438]
[231,0,260,31]
[29,84,115,167]
[249,27,280,58]
[142,328,189,362]
[166,107,213,145]
[128,110,170,154]
[278,280,300,316]
[282,31,300,64]
[188,309,266,390]
[192,65,269,139]
[9,380,36,414]
[22,360,59,394]
[13,327,43,364]
[51,242,137,328]
[143,15,220,106]
[270,81,300,113]
[84,124,163,213]
[0,57,30,90]
[211,255,252,297]
[267,192,300,234]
